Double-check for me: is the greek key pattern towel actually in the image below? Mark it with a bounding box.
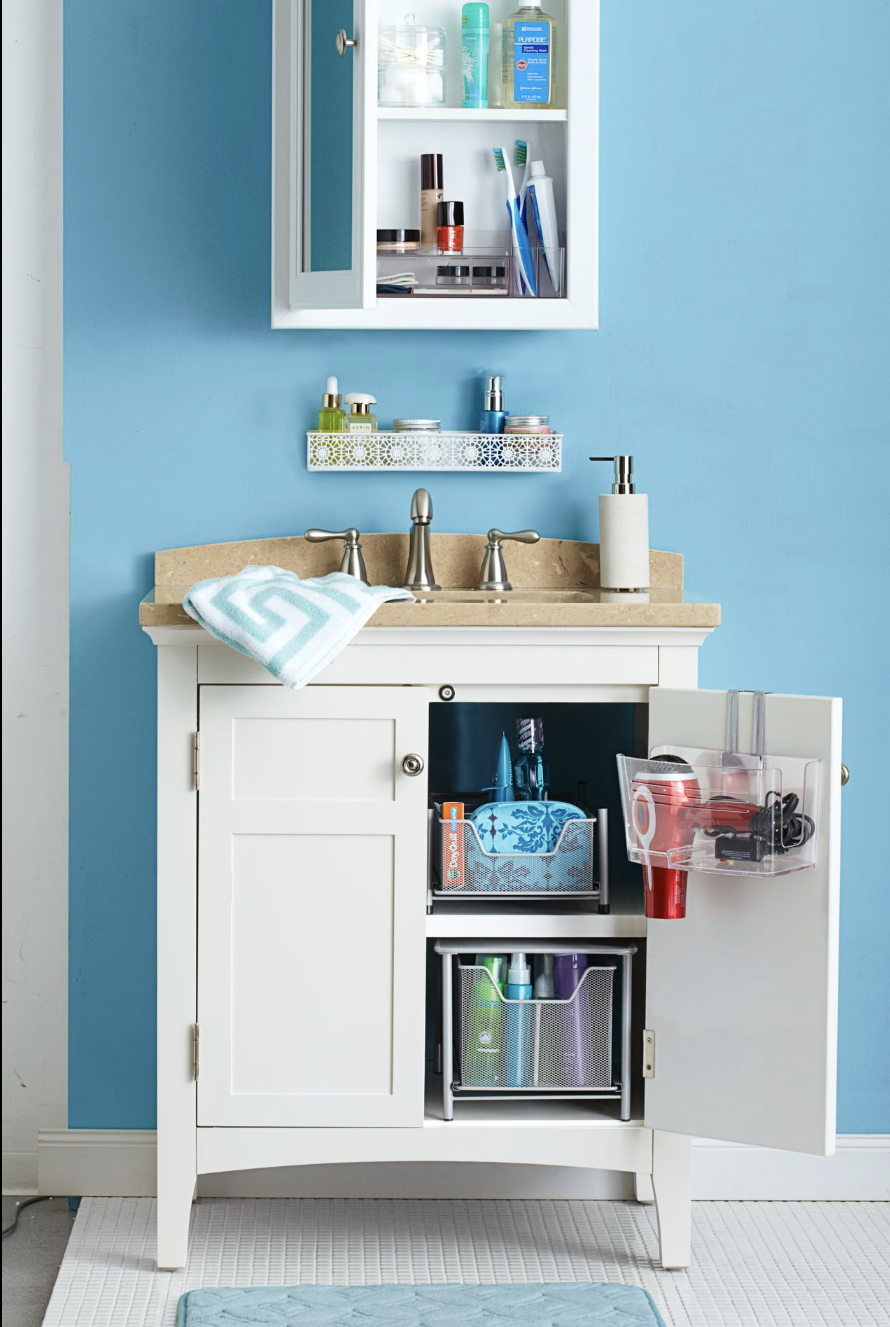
[183,565,414,689]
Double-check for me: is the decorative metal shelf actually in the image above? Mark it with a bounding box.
[307,431,563,473]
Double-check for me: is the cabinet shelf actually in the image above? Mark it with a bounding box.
[377,107,568,123]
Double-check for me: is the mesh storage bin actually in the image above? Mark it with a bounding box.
[436,815,597,897]
[457,962,615,1091]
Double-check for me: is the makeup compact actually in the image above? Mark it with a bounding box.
[377,229,421,252]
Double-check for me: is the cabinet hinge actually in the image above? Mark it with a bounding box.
[192,1023,200,1080]
[192,731,200,791]
[643,1029,655,1079]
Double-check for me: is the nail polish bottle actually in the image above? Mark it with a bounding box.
[437,201,465,253]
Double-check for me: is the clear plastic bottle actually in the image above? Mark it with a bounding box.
[501,1,559,110]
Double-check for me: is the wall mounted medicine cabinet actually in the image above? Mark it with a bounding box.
[272,0,599,329]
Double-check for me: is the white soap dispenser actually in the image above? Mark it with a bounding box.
[589,455,650,597]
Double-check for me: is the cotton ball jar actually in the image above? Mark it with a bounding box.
[378,17,446,108]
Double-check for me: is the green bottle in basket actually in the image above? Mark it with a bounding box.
[466,955,506,1086]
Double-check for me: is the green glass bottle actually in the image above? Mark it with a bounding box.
[466,954,506,1087]
[317,376,345,432]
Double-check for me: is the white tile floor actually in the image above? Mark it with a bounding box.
[43,1197,890,1327]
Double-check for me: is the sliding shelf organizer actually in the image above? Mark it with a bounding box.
[616,746,821,879]
[307,431,563,472]
[436,940,636,1121]
[431,804,608,906]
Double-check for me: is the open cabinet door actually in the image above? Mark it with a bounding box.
[274,0,371,315]
[644,689,842,1155]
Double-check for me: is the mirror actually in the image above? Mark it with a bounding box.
[301,0,354,273]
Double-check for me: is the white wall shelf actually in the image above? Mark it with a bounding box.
[307,431,563,472]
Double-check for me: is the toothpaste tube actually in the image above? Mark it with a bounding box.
[443,801,465,887]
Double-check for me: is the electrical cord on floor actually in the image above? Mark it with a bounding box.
[2,1195,51,1237]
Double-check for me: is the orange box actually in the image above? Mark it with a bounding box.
[442,801,465,888]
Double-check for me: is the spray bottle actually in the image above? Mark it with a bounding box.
[505,952,533,1087]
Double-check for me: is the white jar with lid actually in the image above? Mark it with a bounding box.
[378,16,446,107]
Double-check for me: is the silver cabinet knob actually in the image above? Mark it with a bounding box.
[841,763,850,786]
[335,29,357,56]
[401,753,425,777]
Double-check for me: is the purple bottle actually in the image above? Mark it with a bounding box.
[553,953,591,1086]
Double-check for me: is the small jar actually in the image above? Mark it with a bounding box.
[377,229,421,253]
[504,414,552,434]
[436,264,471,287]
[437,201,464,253]
[378,19,446,107]
[393,419,441,432]
[472,264,507,289]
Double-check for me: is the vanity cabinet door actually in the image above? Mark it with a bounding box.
[197,684,429,1127]
[643,688,842,1156]
[274,0,372,316]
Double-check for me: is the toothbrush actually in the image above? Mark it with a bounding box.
[492,148,537,298]
[515,140,532,231]
[515,140,532,293]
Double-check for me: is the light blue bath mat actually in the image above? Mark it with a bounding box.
[176,1283,667,1325]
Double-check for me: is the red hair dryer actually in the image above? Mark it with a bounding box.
[631,757,701,919]
[632,756,763,919]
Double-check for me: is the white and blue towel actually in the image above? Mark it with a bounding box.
[183,565,414,689]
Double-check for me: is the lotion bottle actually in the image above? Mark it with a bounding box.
[590,455,650,595]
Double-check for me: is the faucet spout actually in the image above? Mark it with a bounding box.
[403,488,440,592]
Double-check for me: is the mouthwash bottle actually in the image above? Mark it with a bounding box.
[501,1,559,110]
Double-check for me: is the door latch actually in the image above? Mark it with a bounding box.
[643,1029,655,1079]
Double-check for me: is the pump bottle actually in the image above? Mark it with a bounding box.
[589,455,650,596]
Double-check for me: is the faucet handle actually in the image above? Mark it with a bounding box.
[303,528,369,583]
[475,529,540,593]
[487,529,540,546]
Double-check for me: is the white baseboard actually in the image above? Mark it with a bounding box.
[29,1130,890,1202]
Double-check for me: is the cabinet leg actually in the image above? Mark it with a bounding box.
[651,1130,692,1269]
[634,1170,655,1203]
[157,1169,195,1271]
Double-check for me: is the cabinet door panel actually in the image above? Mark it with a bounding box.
[198,685,429,1127]
[644,688,841,1156]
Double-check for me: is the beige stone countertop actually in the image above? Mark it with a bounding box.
[140,534,721,629]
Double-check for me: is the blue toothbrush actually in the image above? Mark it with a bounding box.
[492,147,537,297]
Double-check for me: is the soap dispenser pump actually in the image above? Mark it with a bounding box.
[589,455,650,595]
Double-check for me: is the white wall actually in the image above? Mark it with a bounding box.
[2,0,67,1192]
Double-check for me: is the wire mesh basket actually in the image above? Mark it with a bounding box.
[457,963,615,1091]
[435,814,597,897]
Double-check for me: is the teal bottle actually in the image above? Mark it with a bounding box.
[505,952,533,1087]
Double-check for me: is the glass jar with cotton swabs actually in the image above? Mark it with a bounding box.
[378,16,447,108]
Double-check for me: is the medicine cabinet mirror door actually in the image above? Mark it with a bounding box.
[196,684,429,1128]
[643,688,842,1156]
[275,0,371,313]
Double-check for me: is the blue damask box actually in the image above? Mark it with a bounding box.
[437,800,596,896]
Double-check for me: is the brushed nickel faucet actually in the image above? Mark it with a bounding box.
[475,528,540,592]
[403,489,440,592]
[304,528,369,583]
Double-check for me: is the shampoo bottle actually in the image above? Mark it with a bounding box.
[590,455,650,596]
[553,952,591,1086]
[501,1,559,110]
[467,954,506,1086]
[505,952,533,1087]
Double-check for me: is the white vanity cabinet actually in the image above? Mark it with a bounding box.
[273,0,599,329]
[146,623,842,1274]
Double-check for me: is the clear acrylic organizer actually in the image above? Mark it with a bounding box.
[376,231,565,300]
[616,746,821,878]
[457,962,615,1092]
[432,806,604,901]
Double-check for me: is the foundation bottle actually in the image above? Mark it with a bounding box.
[420,153,444,248]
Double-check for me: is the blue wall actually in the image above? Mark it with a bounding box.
[66,2,889,1130]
